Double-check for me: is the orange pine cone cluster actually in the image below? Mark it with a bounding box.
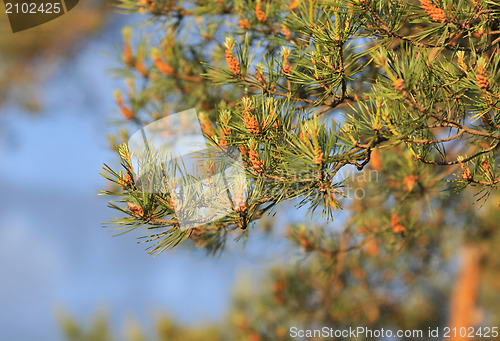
[168,182,183,211]
[460,161,472,180]
[289,0,299,10]
[255,2,266,22]
[233,184,246,212]
[272,279,285,304]
[255,68,266,84]
[238,18,251,30]
[323,188,337,209]
[248,146,264,174]
[114,91,134,120]
[188,228,204,247]
[225,48,240,76]
[392,78,407,96]
[120,107,134,120]
[123,42,134,67]
[218,125,231,146]
[154,56,173,76]
[481,158,490,174]
[392,78,405,92]
[313,148,324,165]
[127,202,144,216]
[476,64,489,91]
[135,53,148,77]
[137,0,156,11]
[120,172,134,190]
[135,59,148,77]
[297,230,314,252]
[390,212,405,234]
[239,146,249,167]
[282,56,292,75]
[243,101,259,134]
[244,112,259,134]
[471,0,482,9]
[199,114,216,136]
[282,25,291,40]
[300,131,311,144]
[420,0,446,23]
[364,238,379,257]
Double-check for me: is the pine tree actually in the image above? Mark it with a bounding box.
[102,0,499,254]
[95,1,500,339]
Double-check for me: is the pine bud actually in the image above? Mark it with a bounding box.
[120,106,135,120]
[288,0,299,11]
[390,212,405,234]
[373,49,387,67]
[255,1,266,22]
[114,90,134,120]
[248,142,263,174]
[481,158,491,176]
[199,111,216,136]
[127,202,144,216]
[298,229,313,252]
[313,148,324,165]
[471,0,482,9]
[135,48,148,77]
[244,112,259,134]
[238,18,251,30]
[219,124,231,146]
[233,182,246,209]
[476,58,489,92]
[120,172,133,190]
[300,130,311,145]
[281,47,292,75]
[152,48,173,76]
[255,64,266,84]
[458,157,472,181]
[420,0,446,23]
[122,27,134,67]
[392,78,407,97]
[243,98,259,134]
[282,25,291,40]
[239,146,249,167]
[224,37,241,76]
[122,45,133,68]
[114,90,123,106]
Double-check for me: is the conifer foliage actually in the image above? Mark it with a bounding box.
[101,0,500,256]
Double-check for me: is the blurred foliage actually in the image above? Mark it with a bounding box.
[0,0,111,111]
[58,309,222,341]
[61,183,500,341]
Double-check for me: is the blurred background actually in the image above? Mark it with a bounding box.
[0,4,288,340]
